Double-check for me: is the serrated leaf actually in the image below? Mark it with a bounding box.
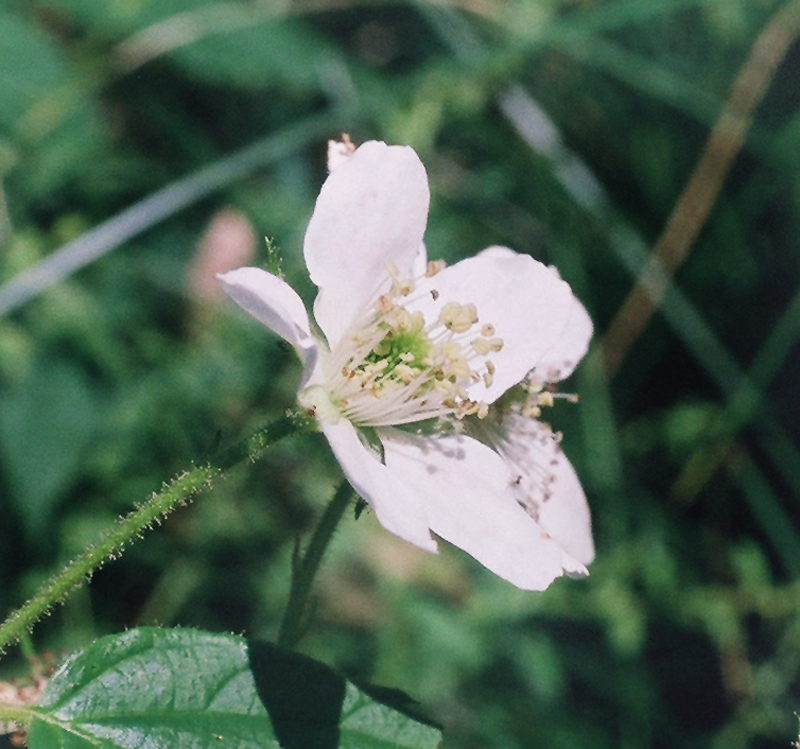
[25,629,442,749]
[340,684,442,749]
[248,641,441,749]
[248,642,344,748]
[26,628,274,749]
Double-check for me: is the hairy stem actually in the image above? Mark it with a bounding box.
[277,481,354,650]
[0,413,302,656]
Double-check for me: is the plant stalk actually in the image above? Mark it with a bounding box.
[0,413,301,655]
[277,481,353,650]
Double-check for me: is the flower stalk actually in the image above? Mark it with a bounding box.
[0,413,302,656]
[277,481,354,650]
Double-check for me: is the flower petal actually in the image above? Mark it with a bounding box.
[480,242,592,383]
[320,419,437,552]
[379,428,587,589]
[497,417,594,566]
[411,243,428,278]
[536,445,595,566]
[304,141,430,346]
[411,247,579,402]
[530,296,593,383]
[217,267,318,385]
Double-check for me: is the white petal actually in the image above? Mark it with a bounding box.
[411,243,428,278]
[530,296,593,383]
[477,246,517,259]
[536,446,595,566]
[379,428,586,589]
[217,267,318,385]
[411,248,579,402]
[498,417,594,566]
[320,419,437,552]
[304,141,430,346]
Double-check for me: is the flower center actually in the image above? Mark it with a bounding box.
[315,262,503,428]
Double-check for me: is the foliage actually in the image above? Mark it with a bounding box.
[1,0,799,747]
[23,628,441,748]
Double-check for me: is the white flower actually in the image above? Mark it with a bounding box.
[217,140,594,590]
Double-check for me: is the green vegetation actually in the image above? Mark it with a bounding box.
[1,1,799,747]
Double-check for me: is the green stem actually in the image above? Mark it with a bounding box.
[0,413,302,656]
[0,703,32,733]
[277,481,353,650]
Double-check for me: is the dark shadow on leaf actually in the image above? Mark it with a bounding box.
[348,679,442,731]
[247,639,346,749]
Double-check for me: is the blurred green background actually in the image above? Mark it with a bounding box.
[1,0,799,747]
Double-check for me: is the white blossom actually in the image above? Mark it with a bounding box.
[217,140,594,590]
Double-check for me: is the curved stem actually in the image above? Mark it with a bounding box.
[277,481,354,650]
[0,413,303,656]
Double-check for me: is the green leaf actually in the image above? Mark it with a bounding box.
[248,641,344,748]
[25,629,442,749]
[170,16,336,91]
[248,641,442,749]
[46,0,337,89]
[0,357,99,539]
[0,9,68,129]
[0,8,109,195]
[26,629,277,749]
[340,683,442,749]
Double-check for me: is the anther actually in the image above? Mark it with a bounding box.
[537,392,555,408]
[391,278,415,297]
[426,260,446,277]
[440,302,479,333]
[471,337,504,355]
